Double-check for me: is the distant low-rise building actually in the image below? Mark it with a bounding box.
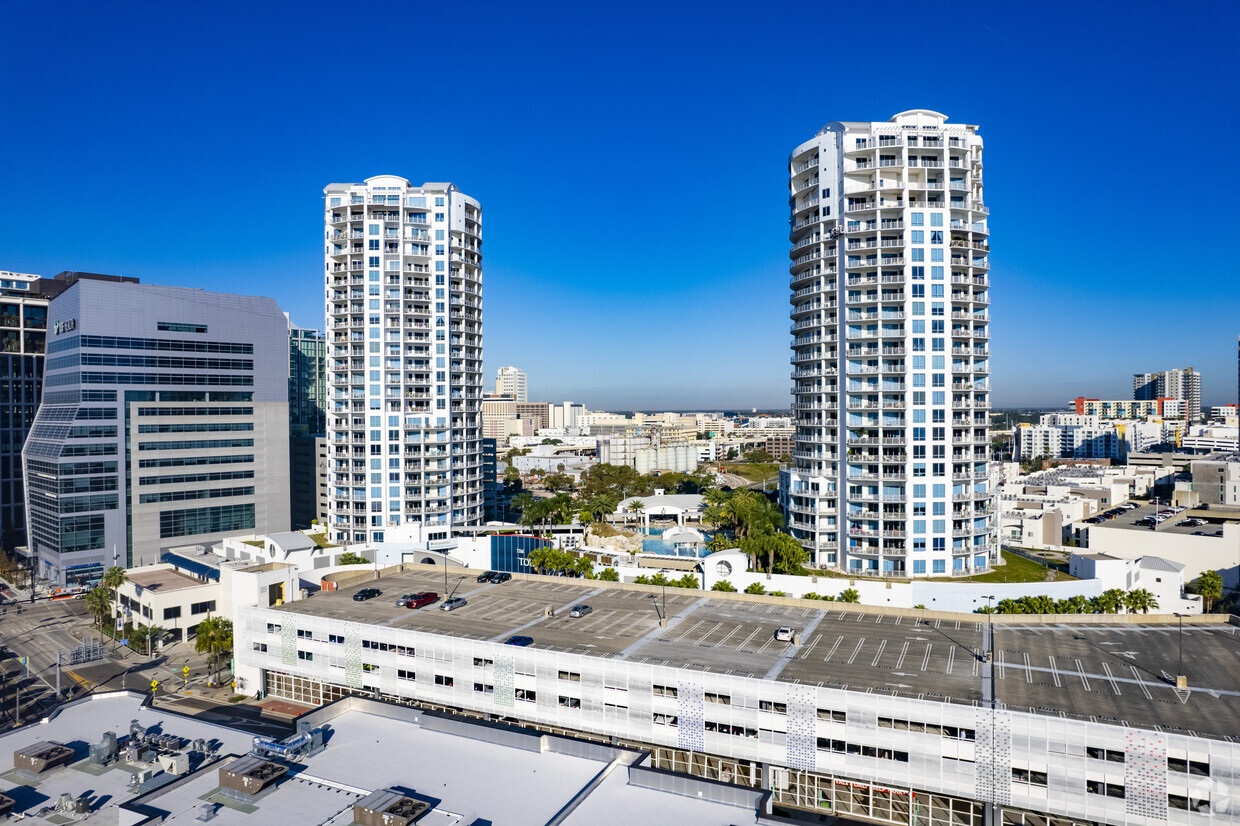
[1072,396,1183,419]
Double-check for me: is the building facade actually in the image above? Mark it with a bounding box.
[289,323,327,528]
[780,110,993,577]
[1074,397,1184,420]
[1134,369,1202,423]
[323,176,484,544]
[22,279,291,585]
[0,272,50,552]
[495,365,527,402]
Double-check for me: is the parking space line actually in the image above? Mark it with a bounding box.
[1023,653,1032,683]
[947,646,957,675]
[1101,662,1122,695]
[1048,656,1061,687]
[895,642,909,670]
[799,633,822,660]
[691,622,724,645]
[1073,658,1091,691]
[716,625,742,648]
[735,626,762,652]
[823,636,843,662]
[1130,665,1153,700]
[754,635,778,655]
[846,638,866,664]
[669,620,704,643]
[921,644,932,671]
[871,640,887,667]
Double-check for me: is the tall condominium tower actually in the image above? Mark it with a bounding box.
[1,271,50,552]
[1134,368,1202,423]
[779,110,994,578]
[23,277,290,585]
[323,176,483,545]
[495,366,527,402]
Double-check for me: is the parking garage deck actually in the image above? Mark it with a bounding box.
[273,570,1240,742]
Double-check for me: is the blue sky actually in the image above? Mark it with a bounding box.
[2,0,1237,410]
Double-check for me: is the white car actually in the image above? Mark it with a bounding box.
[774,626,795,643]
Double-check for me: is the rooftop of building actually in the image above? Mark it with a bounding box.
[0,692,770,825]
[272,568,1240,742]
[126,567,210,594]
[1089,502,1237,537]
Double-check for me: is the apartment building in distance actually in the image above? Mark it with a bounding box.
[323,176,484,544]
[22,277,290,585]
[1073,396,1184,420]
[1134,367,1201,422]
[780,110,994,577]
[495,365,527,402]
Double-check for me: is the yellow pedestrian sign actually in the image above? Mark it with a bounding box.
[183,666,190,676]
[151,680,159,692]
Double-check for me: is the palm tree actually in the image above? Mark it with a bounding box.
[626,499,645,524]
[1091,589,1125,614]
[1123,589,1158,614]
[1196,570,1224,612]
[838,588,861,604]
[102,566,127,592]
[84,586,114,632]
[195,616,234,684]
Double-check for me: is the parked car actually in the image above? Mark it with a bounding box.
[492,572,512,583]
[1192,531,1207,536]
[394,592,418,605]
[477,571,498,583]
[353,588,381,602]
[402,592,438,609]
[774,626,795,642]
[504,635,533,647]
[440,596,467,611]
[569,604,592,618]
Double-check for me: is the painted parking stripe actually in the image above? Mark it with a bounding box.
[823,636,843,662]
[846,638,866,664]
[1048,656,1061,687]
[871,640,887,667]
[921,644,933,671]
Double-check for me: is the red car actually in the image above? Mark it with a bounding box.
[402,592,439,609]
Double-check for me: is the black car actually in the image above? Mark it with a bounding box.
[477,571,498,583]
[504,635,533,647]
[353,588,381,602]
[492,572,511,583]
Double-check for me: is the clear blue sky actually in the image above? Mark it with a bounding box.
[2,0,1237,410]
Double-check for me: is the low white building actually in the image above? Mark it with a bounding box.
[1068,553,1201,614]
[1086,520,1240,588]
[615,492,705,526]
[634,443,698,474]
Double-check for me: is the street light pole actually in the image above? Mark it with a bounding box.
[1174,612,1186,688]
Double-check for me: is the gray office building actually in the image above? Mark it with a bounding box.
[22,278,291,585]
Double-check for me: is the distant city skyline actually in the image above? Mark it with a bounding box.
[2,1,1236,410]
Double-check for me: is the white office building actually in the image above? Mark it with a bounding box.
[323,176,484,544]
[495,365,527,402]
[780,110,994,577]
[22,279,291,585]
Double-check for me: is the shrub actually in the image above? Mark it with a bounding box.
[744,582,767,595]
[711,580,737,592]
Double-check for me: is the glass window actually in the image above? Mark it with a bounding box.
[910,213,924,226]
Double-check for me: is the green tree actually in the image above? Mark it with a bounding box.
[801,592,821,600]
[712,580,737,592]
[1123,588,1159,614]
[743,449,774,463]
[838,588,860,604]
[338,551,368,565]
[625,499,645,523]
[503,465,521,484]
[596,568,620,582]
[102,566,127,592]
[673,573,700,589]
[84,586,114,631]
[579,495,618,525]
[1196,570,1224,612]
[195,616,234,683]
[1091,589,1126,614]
[580,464,651,500]
[543,472,574,493]
[705,534,733,553]
[744,582,766,595]
[741,532,808,576]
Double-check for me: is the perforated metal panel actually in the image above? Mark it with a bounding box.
[677,680,704,753]
[280,620,297,666]
[974,708,1011,806]
[494,655,514,708]
[786,683,816,771]
[1124,729,1167,821]
[344,624,363,689]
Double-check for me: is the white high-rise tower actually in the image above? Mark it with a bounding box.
[495,366,527,402]
[779,111,994,578]
[324,176,484,544]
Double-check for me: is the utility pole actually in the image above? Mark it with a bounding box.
[55,652,61,701]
